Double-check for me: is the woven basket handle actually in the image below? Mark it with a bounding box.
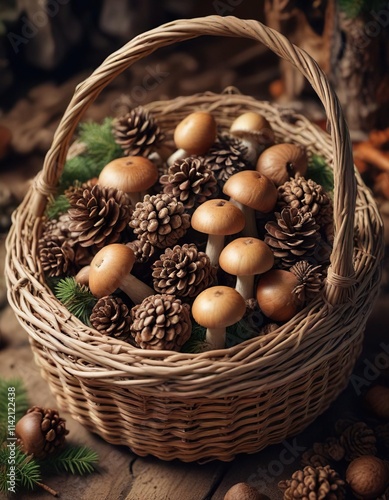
[35,15,356,305]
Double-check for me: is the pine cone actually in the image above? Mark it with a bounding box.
[152,243,216,298]
[90,295,132,340]
[264,207,321,269]
[301,438,345,467]
[16,406,69,459]
[112,106,164,157]
[278,174,333,232]
[39,236,75,277]
[160,156,218,210]
[290,260,324,303]
[278,465,346,500]
[126,238,155,263]
[204,133,250,187]
[339,421,377,461]
[67,184,132,248]
[130,294,191,350]
[129,193,191,249]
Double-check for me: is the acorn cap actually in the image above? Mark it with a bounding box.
[98,156,158,194]
[89,244,136,298]
[174,111,217,155]
[223,170,277,213]
[192,285,246,329]
[191,199,245,236]
[219,237,274,276]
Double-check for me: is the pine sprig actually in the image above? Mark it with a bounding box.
[42,445,99,476]
[306,154,334,195]
[0,378,29,439]
[45,194,71,220]
[0,445,41,493]
[59,118,123,190]
[54,277,97,325]
[182,322,208,353]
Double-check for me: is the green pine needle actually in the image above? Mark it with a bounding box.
[0,378,29,439]
[45,194,71,219]
[182,322,209,353]
[54,277,97,325]
[44,445,99,476]
[338,0,387,18]
[59,117,123,190]
[306,154,334,195]
[0,446,41,493]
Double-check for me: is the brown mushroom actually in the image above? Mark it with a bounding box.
[191,199,245,266]
[223,170,277,237]
[256,143,308,186]
[98,156,159,204]
[219,237,274,299]
[174,111,217,155]
[192,286,246,349]
[89,243,154,304]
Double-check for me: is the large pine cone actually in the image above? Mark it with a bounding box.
[204,133,250,187]
[90,295,132,340]
[67,184,132,248]
[152,243,216,298]
[130,294,191,350]
[16,406,69,459]
[129,193,191,249]
[290,260,324,303]
[160,156,218,210]
[264,207,321,269]
[278,174,334,242]
[338,421,377,461]
[278,465,346,500]
[112,106,164,157]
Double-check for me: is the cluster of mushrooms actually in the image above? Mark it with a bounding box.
[54,108,329,352]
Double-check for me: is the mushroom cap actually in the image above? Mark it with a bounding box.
[174,111,217,155]
[191,199,245,236]
[98,156,159,193]
[192,286,246,329]
[223,170,277,213]
[89,244,136,298]
[219,237,274,276]
[230,112,275,144]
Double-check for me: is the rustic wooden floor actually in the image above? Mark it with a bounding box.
[1,224,388,499]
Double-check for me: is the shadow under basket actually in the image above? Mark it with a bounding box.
[5,16,384,462]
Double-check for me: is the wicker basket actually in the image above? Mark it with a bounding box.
[5,16,384,462]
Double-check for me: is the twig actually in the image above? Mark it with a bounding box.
[37,481,59,497]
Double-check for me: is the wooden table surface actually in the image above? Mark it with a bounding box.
[1,231,388,500]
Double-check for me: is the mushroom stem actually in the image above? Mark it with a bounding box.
[206,327,226,350]
[206,234,225,267]
[167,148,187,166]
[228,199,258,238]
[235,275,255,300]
[120,273,155,304]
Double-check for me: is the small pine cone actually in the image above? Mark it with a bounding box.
[264,207,321,269]
[277,174,333,233]
[112,106,164,156]
[90,295,131,340]
[259,322,279,335]
[302,438,345,467]
[301,449,329,468]
[39,237,75,277]
[160,156,218,210]
[130,294,191,350]
[152,243,216,298]
[67,184,132,248]
[204,133,250,187]
[16,406,69,459]
[127,238,155,263]
[339,421,377,461]
[290,260,324,303]
[129,193,191,249]
[278,465,346,500]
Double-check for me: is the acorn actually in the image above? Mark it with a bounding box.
[346,455,389,499]
[256,143,308,186]
[364,385,389,419]
[15,406,69,459]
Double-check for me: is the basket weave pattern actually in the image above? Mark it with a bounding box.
[5,16,384,462]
